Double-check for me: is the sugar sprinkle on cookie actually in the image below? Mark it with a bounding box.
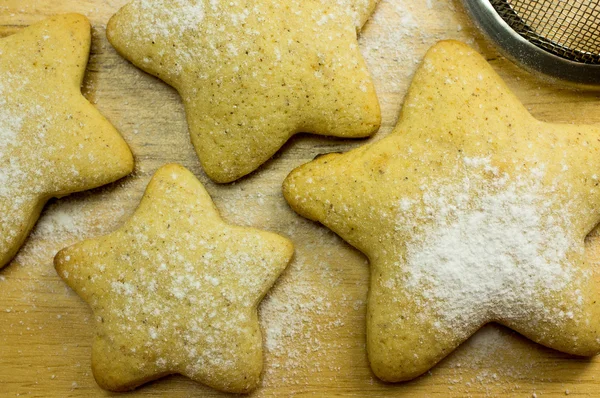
[55,164,293,392]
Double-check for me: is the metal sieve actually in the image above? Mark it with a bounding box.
[462,0,600,86]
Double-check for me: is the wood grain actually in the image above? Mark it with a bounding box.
[1,0,600,397]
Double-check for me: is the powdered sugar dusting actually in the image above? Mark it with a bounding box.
[360,0,475,96]
[0,77,24,153]
[113,0,364,67]
[440,324,584,397]
[323,0,375,29]
[258,223,362,390]
[395,157,585,330]
[127,0,205,40]
[0,71,56,262]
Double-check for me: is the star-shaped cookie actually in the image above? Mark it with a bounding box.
[106,0,381,183]
[283,40,600,382]
[0,14,134,269]
[55,164,294,392]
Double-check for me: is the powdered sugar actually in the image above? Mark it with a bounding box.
[127,0,205,40]
[396,157,584,330]
[360,0,475,96]
[0,71,53,258]
[0,76,28,196]
[323,0,375,28]
[258,223,361,389]
[442,324,584,397]
[112,0,374,81]
[0,77,24,153]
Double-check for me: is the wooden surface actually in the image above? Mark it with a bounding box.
[1,0,600,397]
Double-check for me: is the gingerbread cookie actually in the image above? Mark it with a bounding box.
[0,14,134,270]
[55,164,294,392]
[283,40,600,382]
[106,0,381,183]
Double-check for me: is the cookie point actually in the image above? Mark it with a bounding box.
[105,13,119,42]
[50,13,91,33]
[202,165,242,184]
[269,233,295,271]
[63,13,90,25]
[427,40,476,59]
[53,247,73,275]
[282,170,301,203]
[153,163,194,182]
[282,236,295,259]
[157,162,186,174]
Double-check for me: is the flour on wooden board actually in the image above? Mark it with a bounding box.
[360,0,475,93]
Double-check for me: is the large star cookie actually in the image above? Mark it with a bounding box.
[0,14,134,270]
[55,164,294,392]
[283,40,600,382]
[106,0,381,183]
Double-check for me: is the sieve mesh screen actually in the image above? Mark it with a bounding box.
[490,0,600,64]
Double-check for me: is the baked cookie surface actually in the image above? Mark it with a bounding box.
[0,14,134,270]
[283,40,600,382]
[55,164,294,393]
[106,0,381,183]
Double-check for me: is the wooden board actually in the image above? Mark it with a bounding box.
[2,0,600,397]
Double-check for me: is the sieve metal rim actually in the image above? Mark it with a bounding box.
[462,0,600,86]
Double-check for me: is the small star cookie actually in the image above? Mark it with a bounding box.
[0,14,134,270]
[106,0,381,183]
[55,164,294,392]
[283,41,600,382]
